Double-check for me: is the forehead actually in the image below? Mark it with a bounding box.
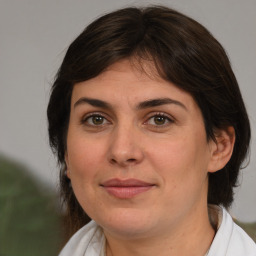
[89,58,164,87]
[71,59,198,111]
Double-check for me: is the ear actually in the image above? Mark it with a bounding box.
[65,152,71,179]
[207,126,235,173]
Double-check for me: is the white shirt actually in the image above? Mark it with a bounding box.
[59,206,256,256]
[207,206,256,256]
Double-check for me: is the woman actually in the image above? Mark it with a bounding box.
[47,6,256,256]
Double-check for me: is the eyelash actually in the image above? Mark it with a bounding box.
[80,112,174,128]
[81,112,111,127]
[144,112,174,128]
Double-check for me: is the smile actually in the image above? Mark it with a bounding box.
[100,179,155,199]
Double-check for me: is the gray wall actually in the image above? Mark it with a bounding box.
[0,0,255,222]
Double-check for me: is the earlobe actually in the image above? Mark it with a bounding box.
[208,126,235,173]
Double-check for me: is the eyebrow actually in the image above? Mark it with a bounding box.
[74,97,187,111]
[74,97,112,110]
[136,98,187,111]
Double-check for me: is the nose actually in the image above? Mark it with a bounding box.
[107,125,144,167]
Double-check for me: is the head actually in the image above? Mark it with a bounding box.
[47,6,250,235]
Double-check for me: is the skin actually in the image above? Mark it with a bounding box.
[65,59,235,256]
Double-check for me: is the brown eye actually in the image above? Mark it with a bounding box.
[154,116,167,125]
[84,115,109,126]
[92,116,104,125]
[146,114,174,127]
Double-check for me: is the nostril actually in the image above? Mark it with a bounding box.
[110,158,137,165]
[127,158,136,162]
[110,159,117,164]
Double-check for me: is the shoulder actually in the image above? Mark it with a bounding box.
[59,221,105,256]
[208,206,256,256]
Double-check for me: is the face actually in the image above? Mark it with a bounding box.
[65,59,216,240]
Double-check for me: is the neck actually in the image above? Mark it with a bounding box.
[104,205,215,256]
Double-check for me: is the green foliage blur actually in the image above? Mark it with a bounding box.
[235,220,256,242]
[0,155,63,256]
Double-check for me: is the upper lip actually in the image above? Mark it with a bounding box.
[101,178,154,187]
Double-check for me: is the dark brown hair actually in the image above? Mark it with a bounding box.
[47,6,251,236]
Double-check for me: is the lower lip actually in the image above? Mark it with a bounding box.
[103,186,153,199]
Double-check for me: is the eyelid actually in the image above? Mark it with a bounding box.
[144,112,175,122]
[143,112,175,127]
[80,111,112,125]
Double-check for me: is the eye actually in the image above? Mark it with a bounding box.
[82,114,110,126]
[146,113,174,126]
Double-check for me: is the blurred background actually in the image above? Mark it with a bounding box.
[0,0,255,255]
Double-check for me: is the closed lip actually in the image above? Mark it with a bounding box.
[100,178,155,199]
[101,178,155,187]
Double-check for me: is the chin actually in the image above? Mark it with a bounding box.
[95,208,156,239]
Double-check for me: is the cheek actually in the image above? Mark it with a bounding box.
[66,137,102,211]
[147,134,210,186]
[150,139,210,214]
[148,138,196,169]
[67,133,103,169]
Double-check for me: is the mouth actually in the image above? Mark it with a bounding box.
[100,179,155,199]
